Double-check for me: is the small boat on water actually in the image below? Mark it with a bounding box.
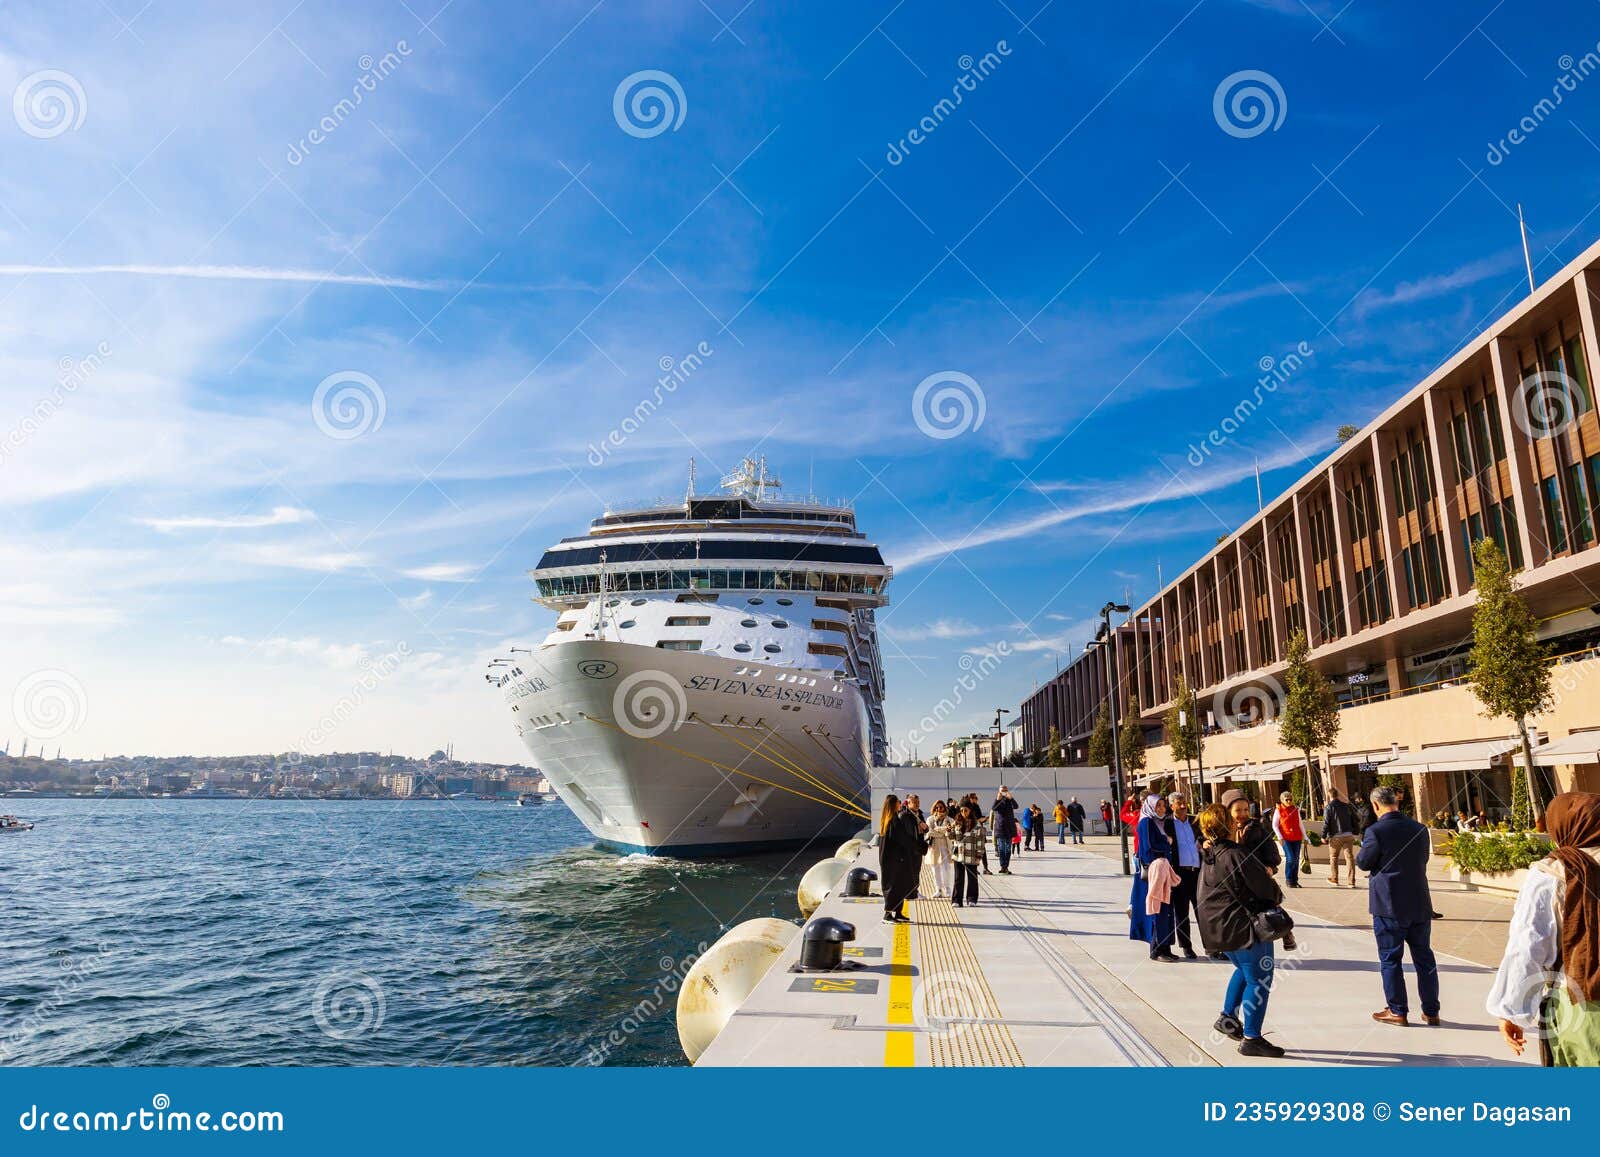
[516,793,543,807]
[0,815,34,833]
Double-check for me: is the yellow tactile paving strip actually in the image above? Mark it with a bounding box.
[910,864,1025,1067]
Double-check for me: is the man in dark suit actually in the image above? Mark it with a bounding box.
[1356,785,1440,1026]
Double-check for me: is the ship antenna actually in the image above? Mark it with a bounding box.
[687,457,696,503]
[593,550,610,636]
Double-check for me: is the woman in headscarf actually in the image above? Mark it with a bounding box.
[878,794,925,924]
[1129,791,1178,961]
[1487,791,1600,1065]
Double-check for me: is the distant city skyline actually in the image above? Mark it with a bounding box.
[5,2,1600,760]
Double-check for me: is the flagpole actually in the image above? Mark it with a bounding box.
[1519,204,1536,293]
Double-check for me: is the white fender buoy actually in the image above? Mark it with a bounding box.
[676,917,798,1064]
[796,856,851,918]
[835,837,866,861]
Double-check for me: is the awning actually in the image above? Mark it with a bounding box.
[1529,732,1600,768]
[1223,759,1301,782]
[1330,750,1397,767]
[1384,737,1521,773]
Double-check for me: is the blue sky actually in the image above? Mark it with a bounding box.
[4,0,1600,762]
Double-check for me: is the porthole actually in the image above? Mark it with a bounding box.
[772,620,789,629]
[734,643,752,653]
[606,598,621,607]
[747,597,764,605]
[630,598,646,606]
[741,618,758,628]
[619,620,636,629]
[763,644,781,654]
[776,597,793,606]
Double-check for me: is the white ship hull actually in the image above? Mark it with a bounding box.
[505,640,870,855]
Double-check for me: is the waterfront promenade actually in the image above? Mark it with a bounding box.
[697,840,1531,1067]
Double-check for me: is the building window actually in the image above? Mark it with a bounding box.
[1568,461,1594,546]
[1543,476,1568,554]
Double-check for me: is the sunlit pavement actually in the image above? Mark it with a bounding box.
[699,841,1532,1068]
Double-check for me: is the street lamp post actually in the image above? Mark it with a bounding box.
[1096,600,1132,876]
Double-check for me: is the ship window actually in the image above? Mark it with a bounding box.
[555,621,576,631]
[619,620,636,629]
[772,619,789,629]
[606,599,621,607]
[747,597,764,605]
[776,597,793,605]
[630,598,646,606]
[741,618,758,627]
[763,644,782,654]
[665,615,711,627]
[657,640,702,651]
[734,643,752,653]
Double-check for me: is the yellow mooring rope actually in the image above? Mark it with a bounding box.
[582,713,870,819]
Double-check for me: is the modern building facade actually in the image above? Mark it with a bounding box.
[1021,237,1600,822]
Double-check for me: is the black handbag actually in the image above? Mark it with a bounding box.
[1251,906,1295,943]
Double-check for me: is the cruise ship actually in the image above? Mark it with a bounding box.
[488,458,891,856]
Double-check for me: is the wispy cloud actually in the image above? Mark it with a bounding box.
[399,590,434,611]
[230,541,372,573]
[138,505,313,533]
[0,263,458,290]
[891,442,1314,570]
[400,563,478,582]
[1350,252,1519,319]
[882,617,986,642]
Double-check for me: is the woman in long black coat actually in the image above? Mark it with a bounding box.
[878,795,925,923]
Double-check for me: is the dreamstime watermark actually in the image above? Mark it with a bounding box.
[0,341,112,468]
[613,669,688,739]
[292,642,412,752]
[1210,674,1284,734]
[286,41,412,165]
[885,41,1012,165]
[893,644,1013,761]
[1,942,112,1063]
[11,668,88,742]
[1186,340,1313,467]
[312,370,386,440]
[1486,47,1600,165]
[587,340,714,466]
[311,971,386,1041]
[1510,368,1588,440]
[585,944,709,1065]
[912,370,986,440]
[12,69,87,138]
[1212,70,1286,139]
[613,69,686,138]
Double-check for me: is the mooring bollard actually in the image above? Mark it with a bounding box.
[841,866,877,897]
[796,916,857,972]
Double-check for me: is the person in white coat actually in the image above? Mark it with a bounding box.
[925,799,955,899]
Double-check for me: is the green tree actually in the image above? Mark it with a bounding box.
[1044,725,1064,768]
[1119,701,1147,774]
[1164,676,1202,778]
[1087,703,1113,769]
[1277,627,1340,814]
[1337,423,1360,444]
[1468,538,1553,828]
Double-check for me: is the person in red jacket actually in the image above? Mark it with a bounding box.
[1120,794,1141,854]
[1272,791,1306,888]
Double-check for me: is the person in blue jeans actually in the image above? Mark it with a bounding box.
[1357,785,1441,1026]
[1195,802,1288,1058]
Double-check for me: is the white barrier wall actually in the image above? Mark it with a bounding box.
[869,766,1114,820]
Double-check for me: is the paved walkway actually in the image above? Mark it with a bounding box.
[697,841,1531,1068]
[1076,835,1516,967]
